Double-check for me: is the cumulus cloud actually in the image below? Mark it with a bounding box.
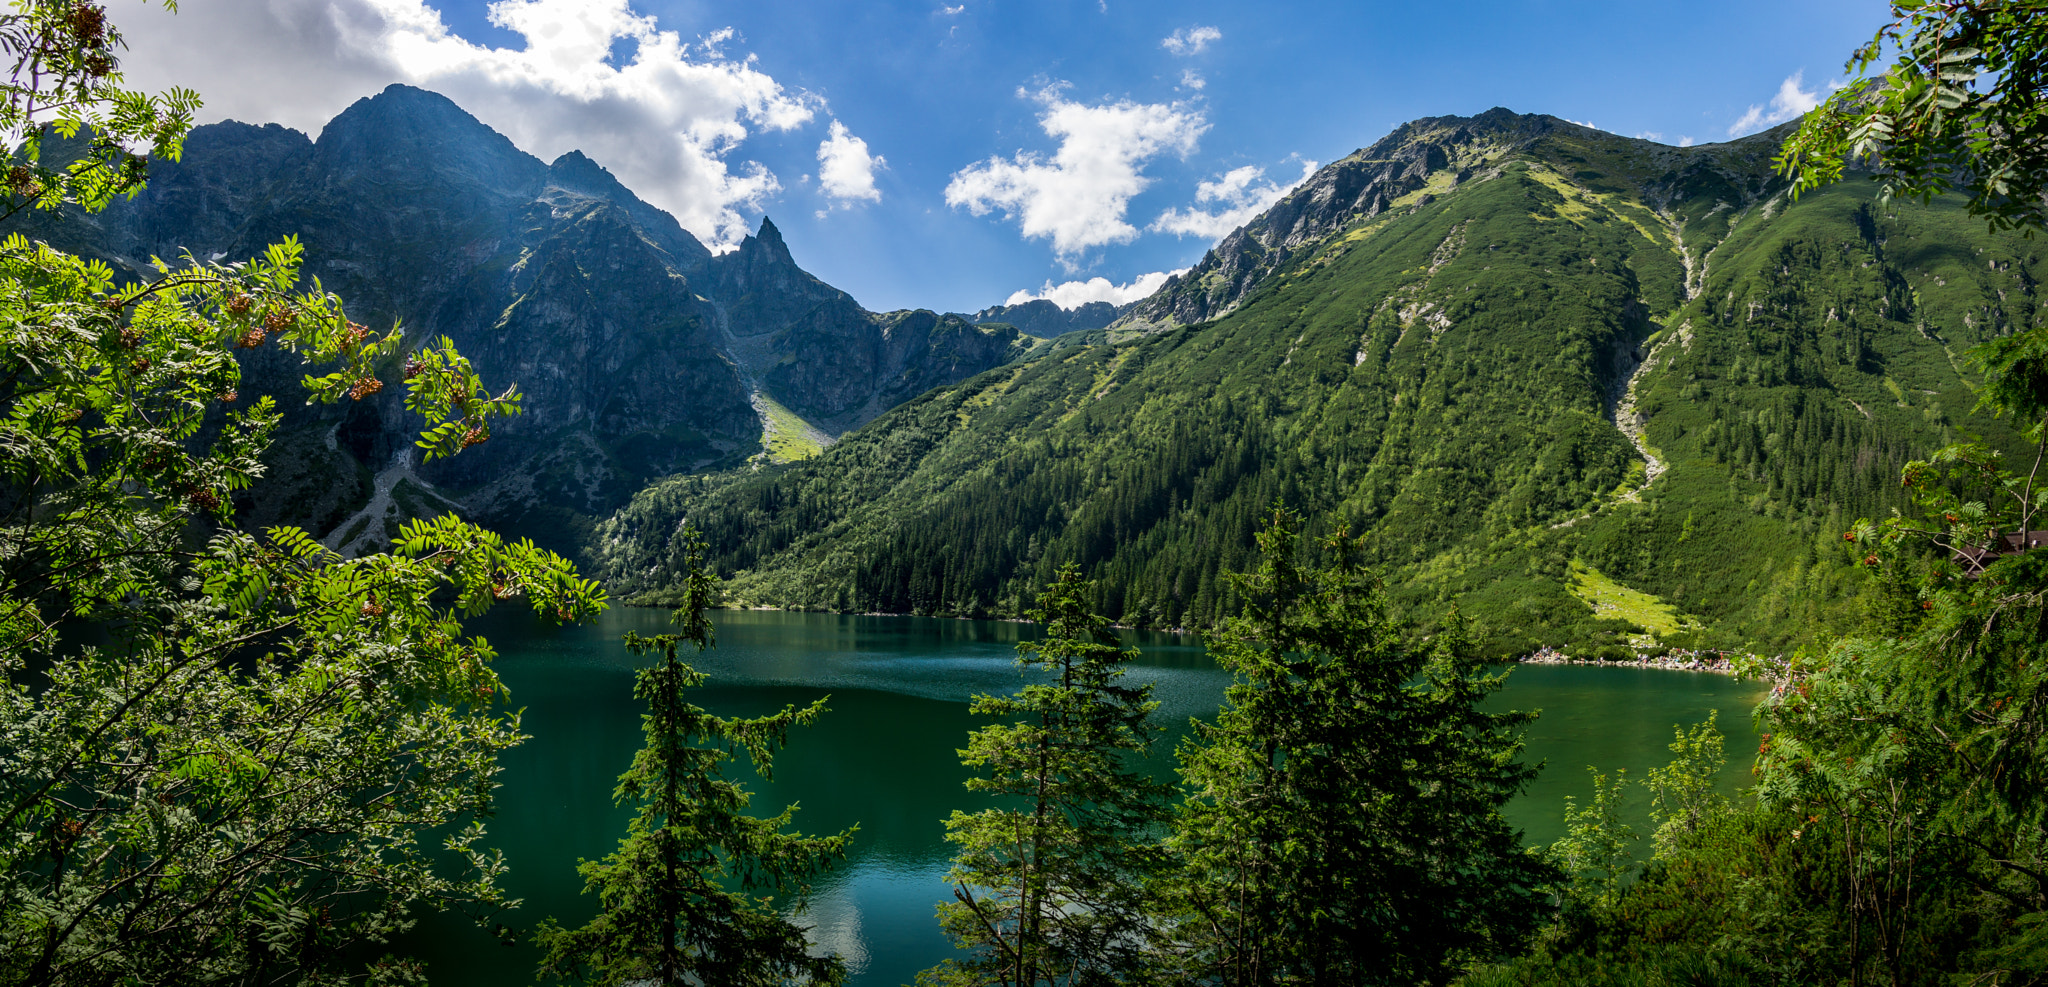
[1180,68,1206,91]
[945,84,1207,259]
[1005,269,1183,308]
[1161,25,1220,56]
[816,119,884,205]
[114,0,846,249]
[1728,71,1824,137]
[1151,160,1316,242]
[1679,135,1697,147]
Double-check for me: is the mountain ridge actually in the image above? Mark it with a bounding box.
[968,298,1130,338]
[1116,108,1791,335]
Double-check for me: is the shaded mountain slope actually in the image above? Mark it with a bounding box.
[5,85,1036,553]
[592,109,2036,655]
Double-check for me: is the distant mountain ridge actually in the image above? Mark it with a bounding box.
[9,85,1038,553]
[967,298,1130,338]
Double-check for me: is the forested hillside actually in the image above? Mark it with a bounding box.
[592,110,2037,655]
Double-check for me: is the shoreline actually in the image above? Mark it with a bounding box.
[1517,647,1760,677]
[645,603,1771,676]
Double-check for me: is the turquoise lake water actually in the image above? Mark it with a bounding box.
[402,607,1767,985]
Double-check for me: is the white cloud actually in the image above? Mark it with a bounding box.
[816,120,884,206]
[1679,135,1697,147]
[939,4,965,13]
[1635,130,1663,142]
[1728,71,1824,137]
[945,84,1207,259]
[1161,25,1221,56]
[114,0,821,249]
[698,26,735,56]
[1180,68,1206,91]
[1005,269,1183,308]
[1151,160,1316,242]
[1566,118,1598,131]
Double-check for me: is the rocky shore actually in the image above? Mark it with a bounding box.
[1518,646,1743,675]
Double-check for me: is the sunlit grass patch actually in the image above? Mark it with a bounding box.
[1568,561,1704,643]
[756,393,823,464]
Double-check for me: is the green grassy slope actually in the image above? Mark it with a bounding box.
[591,113,2039,656]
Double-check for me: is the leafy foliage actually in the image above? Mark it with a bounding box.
[1778,0,2048,233]
[0,0,198,217]
[1547,769,1638,914]
[0,5,606,983]
[1640,711,1729,859]
[533,534,851,987]
[1468,238,2048,987]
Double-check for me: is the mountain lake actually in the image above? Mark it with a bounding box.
[399,607,1767,985]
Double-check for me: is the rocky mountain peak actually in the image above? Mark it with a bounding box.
[742,216,795,266]
[709,214,814,305]
[543,150,711,269]
[1113,108,1558,332]
[8,86,1049,559]
[544,149,620,194]
[311,84,547,199]
[968,298,1128,339]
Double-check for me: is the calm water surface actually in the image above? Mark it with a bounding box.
[405,608,1765,986]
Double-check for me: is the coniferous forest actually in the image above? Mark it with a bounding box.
[8,1,2048,985]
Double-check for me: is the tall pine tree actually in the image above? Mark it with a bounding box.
[1163,506,1558,985]
[534,534,852,986]
[922,563,1173,987]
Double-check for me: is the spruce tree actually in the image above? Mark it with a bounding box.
[1163,506,1558,985]
[534,535,852,986]
[922,563,1173,987]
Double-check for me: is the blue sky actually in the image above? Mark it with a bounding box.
[122,0,1883,314]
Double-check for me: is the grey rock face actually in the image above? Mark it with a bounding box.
[768,309,1038,434]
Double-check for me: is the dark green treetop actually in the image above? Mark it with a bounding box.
[534,534,852,987]
[1164,506,1558,985]
[921,562,1173,987]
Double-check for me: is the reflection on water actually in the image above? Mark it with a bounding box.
[402,608,1765,986]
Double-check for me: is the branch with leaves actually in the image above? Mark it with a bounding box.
[1777,0,2048,233]
[0,3,605,982]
